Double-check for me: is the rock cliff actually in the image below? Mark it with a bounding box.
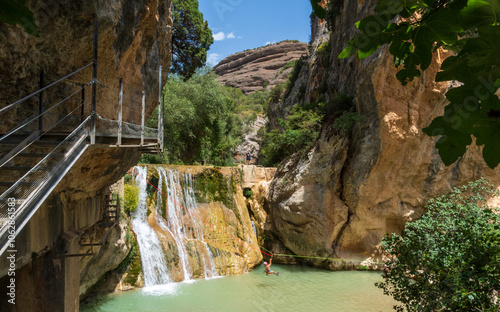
[0,0,171,130]
[265,1,500,269]
[213,40,308,94]
[0,1,172,310]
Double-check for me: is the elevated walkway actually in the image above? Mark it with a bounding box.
[0,17,164,256]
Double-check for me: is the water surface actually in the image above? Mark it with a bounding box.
[81,265,396,312]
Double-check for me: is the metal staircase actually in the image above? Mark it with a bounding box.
[0,16,164,256]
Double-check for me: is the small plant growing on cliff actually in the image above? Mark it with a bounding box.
[243,188,253,199]
[283,56,306,99]
[316,40,330,57]
[260,104,323,166]
[332,112,363,136]
[124,174,131,184]
[124,184,140,216]
[376,178,500,312]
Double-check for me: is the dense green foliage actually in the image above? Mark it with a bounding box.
[153,69,250,166]
[0,0,38,36]
[335,0,500,168]
[261,94,357,166]
[123,184,140,216]
[377,179,500,311]
[267,57,306,105]
[171,0,213,80]
[260,103,324,166]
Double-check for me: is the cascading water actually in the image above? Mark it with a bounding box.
[131,166,171,286]
[156,167,219,279]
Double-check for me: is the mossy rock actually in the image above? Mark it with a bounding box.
[194,168,236,208]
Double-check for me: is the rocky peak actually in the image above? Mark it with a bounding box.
[213,40,308,94]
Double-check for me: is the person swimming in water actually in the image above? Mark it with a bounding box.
[264,256,279,276]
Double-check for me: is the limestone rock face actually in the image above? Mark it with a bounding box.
[266,0,500,268]
[0,0,172,132]
[232,115,266,164]
[79,220,131,299]
[213,40,308,94]
[0,1,172,309]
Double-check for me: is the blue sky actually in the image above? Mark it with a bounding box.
[198,0,313,66]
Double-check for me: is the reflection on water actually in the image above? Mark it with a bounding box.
[81,265,397,312]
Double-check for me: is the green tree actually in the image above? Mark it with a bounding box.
[124,184,140,216]
[377,178,500,311]
[333,0,500,168]
[171,0,214,80]
[158,69,243,165]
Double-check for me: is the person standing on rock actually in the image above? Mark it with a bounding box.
[264,256,279,276]
[246,151,252,165]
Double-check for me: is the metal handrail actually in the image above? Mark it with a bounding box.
[0,82,92,143]
[0,62,94,116]
[0,118,90,256]
[0,116,90,203]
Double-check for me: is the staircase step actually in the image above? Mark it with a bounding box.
[0,181,36,187]
[0,198,25,204]
[17,152,67,158]
[0,166,50,171]
[30,140,65,147]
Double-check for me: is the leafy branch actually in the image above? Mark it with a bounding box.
[335,0,500,168]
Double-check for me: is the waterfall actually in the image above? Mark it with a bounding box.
[131,166,171,287]
[131,166,220,286]
[156,167,219,280]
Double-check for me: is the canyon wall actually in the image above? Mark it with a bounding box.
[0,1,172,310]
[264,1,500,269]
[0,0,171,131]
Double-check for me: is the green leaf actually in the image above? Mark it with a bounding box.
[423,116,473,165]
[0,0,39,36]
[412,26,434,71]
[339,34,365,58]
[481,130,500,169]
[425,9,462,44]
[375,0,404,14]
[460,0,500,29]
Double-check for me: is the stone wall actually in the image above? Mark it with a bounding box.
[0,0,172,132]
[265,0,500,269]
[0,0,172,310]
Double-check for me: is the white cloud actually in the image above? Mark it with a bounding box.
[213,31,239,41]
[207,53,221,66]
[213,31,226,41]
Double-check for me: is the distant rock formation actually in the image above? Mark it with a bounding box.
[213,40,308,94]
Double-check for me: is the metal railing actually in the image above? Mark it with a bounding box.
[0,117,90,256]
[0,15,164,256]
